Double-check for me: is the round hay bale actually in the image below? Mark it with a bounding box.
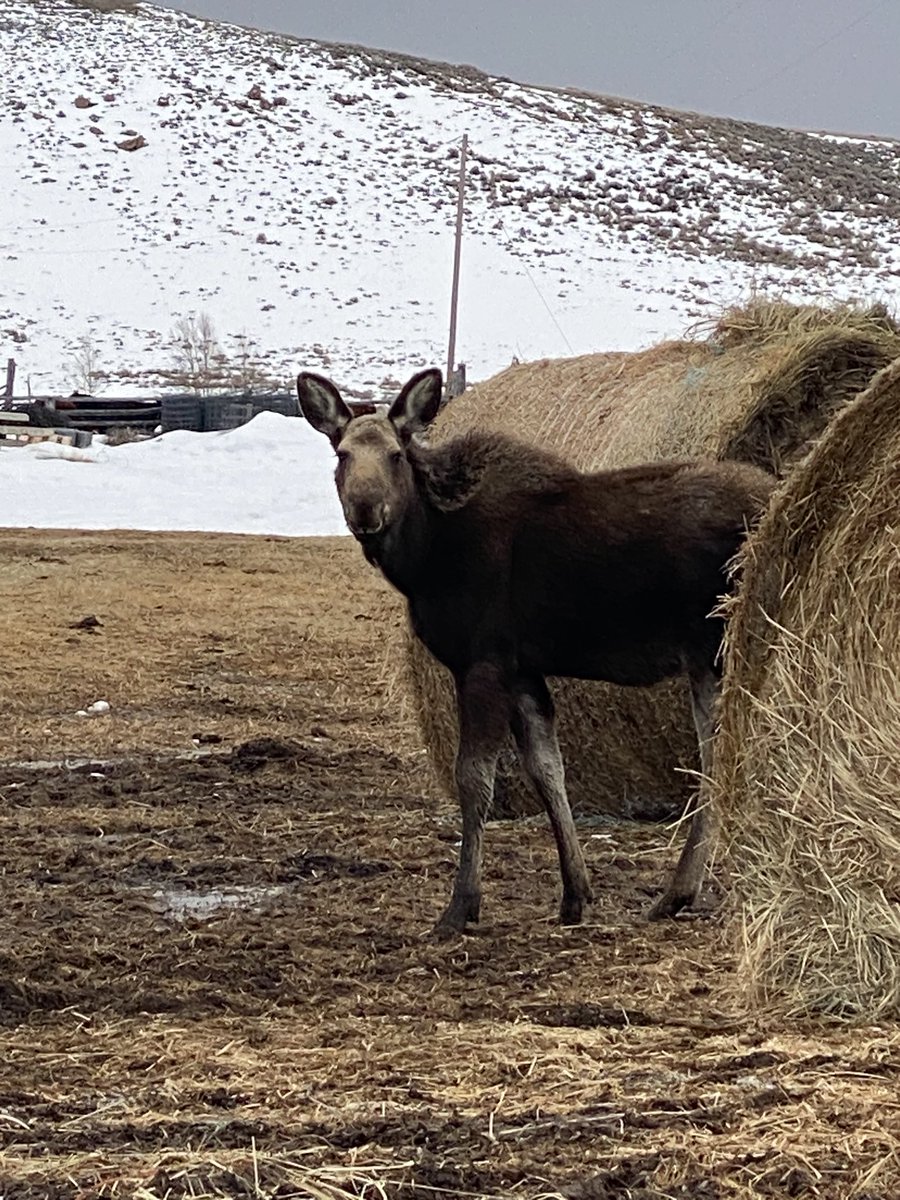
[716,355,900,1017]
[399,300,900,820]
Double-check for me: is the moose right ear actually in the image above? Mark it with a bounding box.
[297,372,352,447]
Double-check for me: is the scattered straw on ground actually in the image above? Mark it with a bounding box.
[1,530,900,1197]
[0,529,408,763]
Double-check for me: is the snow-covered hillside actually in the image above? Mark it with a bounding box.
[4,0,900,400]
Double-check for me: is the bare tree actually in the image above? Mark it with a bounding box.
[154,315,284,396]
[228,330,278,394]
[173,312,219,377]
[161,312,229,394]
[68,332,106,394]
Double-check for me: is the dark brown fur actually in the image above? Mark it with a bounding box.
[298,368,775,935]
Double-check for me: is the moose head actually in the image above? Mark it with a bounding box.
[297,368,442,540]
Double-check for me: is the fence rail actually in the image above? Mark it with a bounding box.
[5,393,301,437]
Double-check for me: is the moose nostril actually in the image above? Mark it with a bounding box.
[347,501,386,535]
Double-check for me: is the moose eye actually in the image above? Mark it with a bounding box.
[335,448,350,463]
[389,450,404,465]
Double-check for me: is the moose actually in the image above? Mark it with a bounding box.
[297,367,775,936]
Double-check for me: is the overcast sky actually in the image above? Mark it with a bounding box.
[155,0,899,138]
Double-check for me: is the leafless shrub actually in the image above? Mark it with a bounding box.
[155,316,282,396]
[67,332,106,395]
[228,331,280,394]
[160,312,230,395]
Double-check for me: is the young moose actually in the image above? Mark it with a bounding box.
[298,367,775,936]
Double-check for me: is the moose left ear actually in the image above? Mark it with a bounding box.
[388,368,443,441]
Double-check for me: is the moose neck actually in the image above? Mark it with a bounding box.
[357,490,433,597]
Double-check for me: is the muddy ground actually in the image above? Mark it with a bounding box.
[0,530,898,1199]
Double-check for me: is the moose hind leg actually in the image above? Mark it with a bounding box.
[649,666,720,920]
[512,679,593,925]
[433,663,511,938]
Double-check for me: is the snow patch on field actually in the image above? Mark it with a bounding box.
[1,412,346,535]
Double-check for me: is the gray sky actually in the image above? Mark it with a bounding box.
[156,0,900,138]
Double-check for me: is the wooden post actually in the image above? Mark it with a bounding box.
[2,358,14,406]
[445,133,467,402]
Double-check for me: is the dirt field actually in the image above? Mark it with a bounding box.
[1,530,898,1199]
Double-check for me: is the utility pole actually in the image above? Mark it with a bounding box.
[445,133,467,402]
[2,358,15,407]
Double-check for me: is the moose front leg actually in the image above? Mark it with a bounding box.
[433,662,511,938]
[512,678,593,925]
[649,666,720,920]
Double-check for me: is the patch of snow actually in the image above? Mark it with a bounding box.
[1,411,346,535]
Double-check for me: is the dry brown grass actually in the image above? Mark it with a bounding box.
[717,355,900,1019]
[2,530,900,1197]
[3,1006,900,1198]
[0,529,408,763]
[399,299,900,822]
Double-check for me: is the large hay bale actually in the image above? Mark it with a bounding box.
[716,355,900,1017]
[401,300,900,820]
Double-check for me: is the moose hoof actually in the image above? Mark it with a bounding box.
[559,880,593,927]
[647,889,695,921]
[430,919,465,942]
[559,897,585,926]
[431,896,480,939]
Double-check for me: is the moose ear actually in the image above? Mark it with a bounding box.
[297,372,352,447]
[388,368,443,442]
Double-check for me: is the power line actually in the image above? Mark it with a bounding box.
[728,0,893,109]
[654,0,753,71]
[492,208,575,356]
